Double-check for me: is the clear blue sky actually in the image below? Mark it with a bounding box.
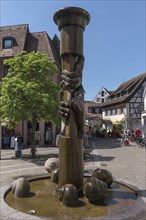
[1,0,145,100]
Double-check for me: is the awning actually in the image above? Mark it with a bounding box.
[112,121,122,124]
[1,122,7,126]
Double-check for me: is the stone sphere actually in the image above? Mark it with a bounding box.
[57,184,79,207]
[12,177,30,197]
[83,177,107,203]
[92,168,113,187]
[44,158,58,173]
[51,168,59,183]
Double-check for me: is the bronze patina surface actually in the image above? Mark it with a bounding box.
[53,7,90,191]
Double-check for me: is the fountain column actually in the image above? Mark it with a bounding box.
[54,7,90,192]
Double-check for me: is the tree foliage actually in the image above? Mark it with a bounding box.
[121,116,139,130]
[0,51,60,157]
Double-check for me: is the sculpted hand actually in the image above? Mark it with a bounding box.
[60,70,81,90]
[59,101,70,118]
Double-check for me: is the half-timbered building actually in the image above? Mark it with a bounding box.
[101,72,146,130]
[141,82,146,135]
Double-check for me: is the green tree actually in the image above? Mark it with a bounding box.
[102,119,112,130]
[0,51,60,157]
[121,116,139,131]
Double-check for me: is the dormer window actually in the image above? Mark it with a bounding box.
[3,37,13,49]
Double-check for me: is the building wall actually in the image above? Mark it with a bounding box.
[84,101,101,123]
[102,104,126,123]
[141,82,146,135]
[102,83,145,130]
[93,87,110,103]
[0,24,60,146]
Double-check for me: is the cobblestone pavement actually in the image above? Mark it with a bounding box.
[0,137,146,220]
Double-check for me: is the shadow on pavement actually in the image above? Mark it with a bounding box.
[0,152,58,164]
[94,137,122,149]
[20,153,58,166]
[94,154,115,161]
[84,154,115,162]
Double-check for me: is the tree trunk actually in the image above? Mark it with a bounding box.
[31,114,36,158]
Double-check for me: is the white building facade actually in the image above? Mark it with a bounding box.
[93,87,112,103]
[141,82,146,136]
[101,72,146,131]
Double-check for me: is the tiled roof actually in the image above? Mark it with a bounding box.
[0,24,61,68]
[26,32,60,62]
[0,24,29,57]
[101,72,146,107]
[84,100,101,105]
[101,87,113,94]
[108,90,114,94]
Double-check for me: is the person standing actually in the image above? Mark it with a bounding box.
[10,131,15,149]
[46,128,53,146]
[35,130,41,147]
[86,126,93,148]
[3,132,10,149]
[134,128,141,138]
[15,133,24,158]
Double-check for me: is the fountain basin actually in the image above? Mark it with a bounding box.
[1,174,145,220]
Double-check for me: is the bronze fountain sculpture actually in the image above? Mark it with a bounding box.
[2,7,144,220]
[54,6,90,194]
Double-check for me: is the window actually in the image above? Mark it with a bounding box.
[107,110,111,116]
[96,98,100,103]
[112,109,117,115]
[4,65,9,77]
[88,107,94,113]
[101,98,104,103]
[3,38,13,49]
[101,91,104,96]
[95,107,100,113]
[117,108,122,114]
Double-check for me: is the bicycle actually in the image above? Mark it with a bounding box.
[121,134,129,146]
[135,137,146,148]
